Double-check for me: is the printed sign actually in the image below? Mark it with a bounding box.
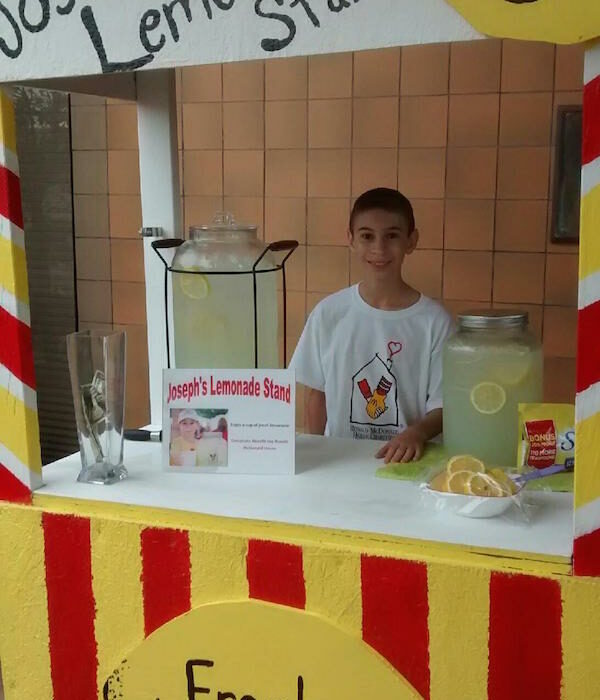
[163,368,295,474]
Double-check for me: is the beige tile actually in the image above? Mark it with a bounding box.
[107,104,138,150]
[223,101,264,150]
[71,105,107,150]
[307,149,351,198]
[555,44,584,92]
[306,246,349,293]
[543,306,577,358]
[277,244,306,292]
[397,148,446,199]
[448,94,499,147]
[442,299,489,320]
[493,252,545,304]
[307,198,349,245]
[399,95,448,148]
[306,291,328,314]
[223,196,264,238]
[412,199,444,249]
[184,196,224,230]
[70,93,105,107]
[107,151,140,195]
[353,97,399,148]
[351,149,398,197]
[497,147,550,200]
[77,280,112,324]
[266,101,307,149]
[223,60,264,101]
[443,251,493,301]
[499,93,553,147]
[265,197,306,244]
[182,103,222,149]
[109,195,142,239]
[354,48,400,97]
[75,238,110,280]
[544,253,579,306]
[403,249,443,299]
[308,99,351,148]
[450,39,502,94]
[401,43,450,96]
[223,150,264,197]
[444,199,495,250]
[72,151,107,195]
[111,239,144,283]
[112,281,147,325]
[74,194,109,237]
[265,149,306,198]
[495,200,547,252]
[543,357,576,403]
[114,323,150,428]
[181,64,222,102]
[266,56,308,100]
[446,147,497,199]
[183,150,222,196]
[308,53,353,99]
[501,40,555,93]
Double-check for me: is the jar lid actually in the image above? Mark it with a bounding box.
[458,309,528,330]
[189,211,257,238]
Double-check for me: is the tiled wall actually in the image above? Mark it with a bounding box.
[71,39,583,428]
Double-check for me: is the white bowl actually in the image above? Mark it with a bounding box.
[425,485,521,519]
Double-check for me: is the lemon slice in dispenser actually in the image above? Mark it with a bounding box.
[470,381,506,415]
[179,267,210,300]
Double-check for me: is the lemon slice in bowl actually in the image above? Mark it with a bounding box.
[447,454,485,475]
[470,381,506,415]
[447,469,472,495]
[179,267,210,300]
[466,473,504,497]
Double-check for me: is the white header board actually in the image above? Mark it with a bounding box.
[0,0,482,82]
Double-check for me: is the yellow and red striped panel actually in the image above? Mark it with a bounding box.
[574,41,600,576]
[15,512,597,700]
[0,87,41,503]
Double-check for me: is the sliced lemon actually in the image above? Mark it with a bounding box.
[470,381,506,415]
[179,267,210,300]
[447,470,472,495]
[429,471,450,493]
[466,473,504,498]
[447,454,485,475]
[488,468,518,495]
[493,354,532,386]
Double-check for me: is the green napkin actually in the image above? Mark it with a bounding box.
[524,472,574,493]
[375,443,449,482]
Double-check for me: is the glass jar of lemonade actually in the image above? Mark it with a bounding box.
[443,310,543,466]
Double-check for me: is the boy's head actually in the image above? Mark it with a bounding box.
[178,409,200,439]
[348,188,418,281]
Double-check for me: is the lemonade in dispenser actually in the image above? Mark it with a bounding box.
[442,310,543,466]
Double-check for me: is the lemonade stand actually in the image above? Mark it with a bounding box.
[2,2,600,699]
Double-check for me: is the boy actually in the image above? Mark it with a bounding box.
[290,188,454,464]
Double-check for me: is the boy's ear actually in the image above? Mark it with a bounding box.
[407,227,419,254]
[347,228,355,248]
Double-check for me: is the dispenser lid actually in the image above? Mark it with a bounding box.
[458,309,528,329]
[189,211,257,238]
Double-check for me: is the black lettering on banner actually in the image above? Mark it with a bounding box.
[218,693,237,700]
[162,0,192,42]
[186,659,214,699]
[254,0,295,52]
[212,0,236,9]
[0,4,22,58]
[55,0,75,15]
[327,0,350,11]
[291,0,319,27]
[19,0,50,32]
[199,0,213,19]
[140,8,166,53]
[239,696,256,700]
[298,675,304,699]
[80,4,154,73]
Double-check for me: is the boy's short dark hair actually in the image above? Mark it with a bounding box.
[349,187,415,233]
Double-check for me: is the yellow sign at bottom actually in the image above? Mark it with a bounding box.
[104,600,422,699]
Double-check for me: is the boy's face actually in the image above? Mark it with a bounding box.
[348,208,418,282]
[179,418,199,440]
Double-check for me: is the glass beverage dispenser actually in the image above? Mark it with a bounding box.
[153,213,297,369]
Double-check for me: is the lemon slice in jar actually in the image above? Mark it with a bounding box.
[493,352,532,386]
[446,454,485,475]
[470,381,506,415]
[179,267,210,299]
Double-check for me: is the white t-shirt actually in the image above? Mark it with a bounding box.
[290,285,454,440]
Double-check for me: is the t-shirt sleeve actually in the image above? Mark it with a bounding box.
[289,306,326,391]
[425,308,456,413]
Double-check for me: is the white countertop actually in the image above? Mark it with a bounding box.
[38,434,573,558]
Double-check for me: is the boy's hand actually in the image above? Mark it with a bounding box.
[375,426,426,464]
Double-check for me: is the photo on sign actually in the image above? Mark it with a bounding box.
[169,408,228,468]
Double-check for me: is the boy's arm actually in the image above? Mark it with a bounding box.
[375,408,442,464]
[305,388,327,435]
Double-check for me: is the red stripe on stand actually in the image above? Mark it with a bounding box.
[141,527,191,636]
[361,555,430,699]
[0,461,31,503]
[0,305,36,390]
[0,164,23,229]
[488,572,562,700]
[43,513,97,700]
[247,539,306,609]
[583,75,600,166]
[577,300,600,393]
[574,528,600,577]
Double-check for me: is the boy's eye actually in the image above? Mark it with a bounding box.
[360,232,374,241]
